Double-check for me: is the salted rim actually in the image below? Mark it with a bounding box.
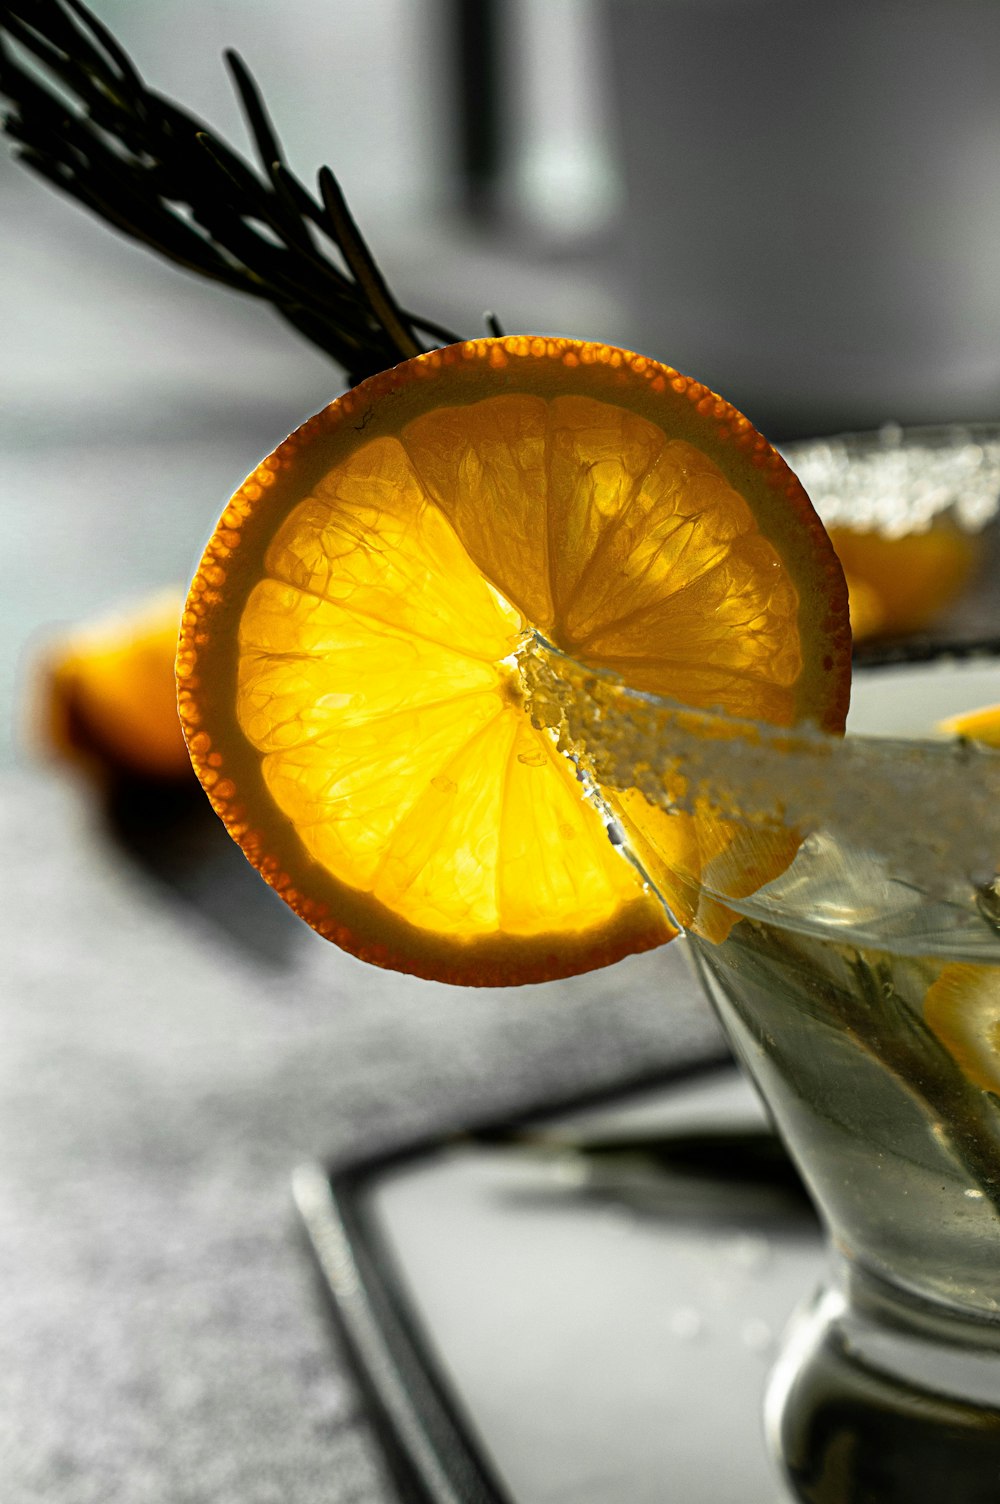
[783,421,1000,537]
[524,635,1000,944]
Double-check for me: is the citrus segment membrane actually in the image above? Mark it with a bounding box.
[232,424,662,955]
[178,337,851,984]
[261,435,523,659]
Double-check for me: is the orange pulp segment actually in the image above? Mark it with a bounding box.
[178,337,851,985]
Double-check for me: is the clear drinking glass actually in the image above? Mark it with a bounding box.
[526,426,1000,1503]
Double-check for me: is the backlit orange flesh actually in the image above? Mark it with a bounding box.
[178,338,850,985]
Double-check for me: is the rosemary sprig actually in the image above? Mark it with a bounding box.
[0,0,464,385]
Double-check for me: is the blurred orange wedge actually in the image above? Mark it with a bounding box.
[938,702,1000,747]
[829,522,977,643]
[924,963,1000,1095]
[42,589,191,782]
[178,337,851,985]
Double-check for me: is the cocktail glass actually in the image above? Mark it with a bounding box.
[527,425,1000,1503]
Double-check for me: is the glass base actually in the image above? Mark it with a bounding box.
[766,1267,1000,1504]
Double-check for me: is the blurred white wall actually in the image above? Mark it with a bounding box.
[83,0,445,222]
[507,0,620,238]
[600,0,1000,434]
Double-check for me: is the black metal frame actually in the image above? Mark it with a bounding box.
[293,1056,735,1504]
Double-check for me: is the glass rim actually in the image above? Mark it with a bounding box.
[523,633,1000,917]
[781,419,1000,536]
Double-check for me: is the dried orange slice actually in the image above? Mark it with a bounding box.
[178,337,850,984]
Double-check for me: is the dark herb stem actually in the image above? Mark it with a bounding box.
[0,0,467,384]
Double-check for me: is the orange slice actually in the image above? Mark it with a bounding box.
[178,337,850,985]
[42,589,191,782]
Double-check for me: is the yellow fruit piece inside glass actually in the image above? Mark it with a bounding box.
[177,337,851,985]
[924,963,1000,1096]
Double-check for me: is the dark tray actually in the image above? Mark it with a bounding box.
[295,1064,824,1504]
